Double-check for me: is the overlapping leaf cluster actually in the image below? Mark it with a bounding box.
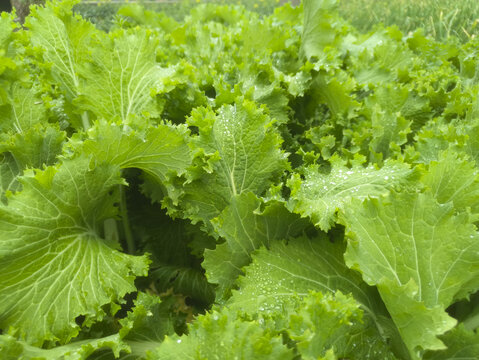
[1,0,479,359]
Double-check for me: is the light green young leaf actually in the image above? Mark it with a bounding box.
[202,192,309,301]
[152,309,294,360]
[1,124,65,169]
[342,191,479,358]
[285,291,397,360]
[368,105,411,162]
[0,158,149,345]
[0,124,65,203]
[312,73,360,119]
[288,160,414,231]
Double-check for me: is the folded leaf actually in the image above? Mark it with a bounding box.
[0,333,127,360]
[77,120,191,183]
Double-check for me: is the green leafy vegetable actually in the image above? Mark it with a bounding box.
[1,0,479,358]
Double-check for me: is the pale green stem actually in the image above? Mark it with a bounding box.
[81,111,90,131]
[120,184,135,254]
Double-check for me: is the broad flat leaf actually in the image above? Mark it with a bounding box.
[0,158,149,345]
[152,309,295,360]
[228,236,385,321]
[420,149,479,217]
[0,334,127,360]
[76,120,191,183]
[78,28,163,123]
[203,192,309,302]
[179,99,288,224]
[377,279,456,359]
[25,0,99,130]
[284,291,396,360]
[342,191,479,358]
[288,160,414,231]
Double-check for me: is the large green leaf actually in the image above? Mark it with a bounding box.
[178,99,288,225]
[0,84,48,133]
[26,0,99,129]
[301,0,342,60]
[228,236,385,320]
[423,325,479,360]
[342,191,479,358]
[203,192,309,301]
[78,29,164,123]
[1,124,65,169]
[0,158,149,345]
[26,1,97,100]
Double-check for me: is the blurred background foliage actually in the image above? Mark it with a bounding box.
[3,0,479,42]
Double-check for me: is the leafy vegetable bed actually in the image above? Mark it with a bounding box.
[1,0,479,359]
